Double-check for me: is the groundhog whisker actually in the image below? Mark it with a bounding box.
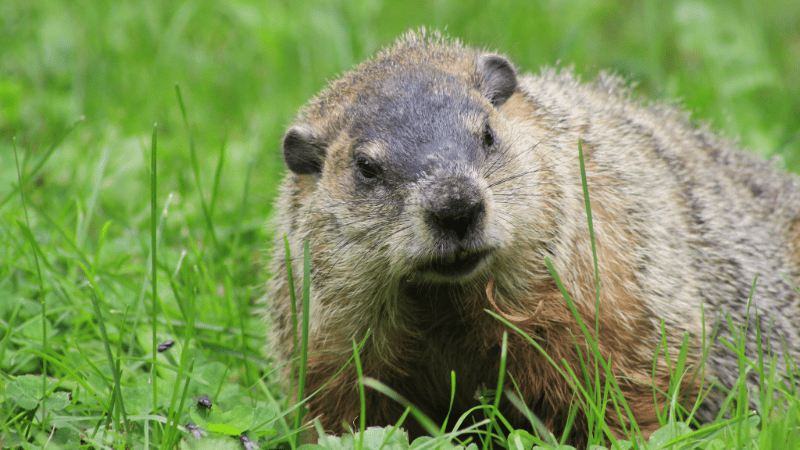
[492,192,607,202]
[487,169,541,188]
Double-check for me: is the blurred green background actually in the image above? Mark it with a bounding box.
[2,0,799,227]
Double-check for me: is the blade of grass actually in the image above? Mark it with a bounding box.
[544,257,642,442]
[230,158,254,266]
[25,200,92,270]
[483,331,509,450]
[504,391,557,447]
[577,138,607,441]
[87,288,132,448]
[352,338,366,450]
[150,123,161,442]
[175,84,219,253]
[162,256,199,449]
[284,234,298,412]
[485,309,626,448]
[374,409,413,450]
[13,139,48,429]
[361,378,441,437]
[115,307,130,448]
[737,278,758,446]
[439,371,457,434]
[76,146,109,250]
[209,126,228,216]
[237,281,256,389]
[1,118,83,210]
[283,331,373,438]
[292,238,311,446]
[128,190,173,359]
[577,139,601,339]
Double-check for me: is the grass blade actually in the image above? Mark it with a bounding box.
[88,289,132,448]
[1,118,84,210]
[149,123,161,441]
[13,139,49,429]
[175,84,219,252]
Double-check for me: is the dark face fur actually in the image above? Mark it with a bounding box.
[282,52,518,282]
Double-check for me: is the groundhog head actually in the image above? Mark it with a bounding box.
[280,32,525,285]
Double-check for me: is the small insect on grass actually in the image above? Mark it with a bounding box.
[239,433,260,450]
[157,340,175,352]
[193,394,213,410]
[185,423,207,439]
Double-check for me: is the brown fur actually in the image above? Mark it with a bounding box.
[265,29,800,447]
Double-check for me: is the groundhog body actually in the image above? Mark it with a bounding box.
[267,29,800,445]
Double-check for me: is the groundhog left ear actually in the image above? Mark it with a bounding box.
[477,54,517,106]
[282,125,327,175]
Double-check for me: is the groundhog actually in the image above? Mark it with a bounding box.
[266,29,800,446]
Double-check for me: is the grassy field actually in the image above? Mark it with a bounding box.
[1,0,799,448]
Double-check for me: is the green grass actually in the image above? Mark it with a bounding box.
[1,0,799,448]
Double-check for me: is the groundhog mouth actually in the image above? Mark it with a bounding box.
[418,249,492,279]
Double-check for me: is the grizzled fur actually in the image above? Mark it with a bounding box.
[266,29,800,446]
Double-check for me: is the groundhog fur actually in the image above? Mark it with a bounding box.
[266,29,800,446]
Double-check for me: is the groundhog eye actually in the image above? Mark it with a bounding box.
[482,125,496,148]
[355,154,381,181]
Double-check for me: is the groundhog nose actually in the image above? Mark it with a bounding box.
[429,197,485,241]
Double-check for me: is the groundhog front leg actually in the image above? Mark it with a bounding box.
[303,359,413,437]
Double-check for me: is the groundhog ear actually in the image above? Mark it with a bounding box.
[478,54,517,106]
[282,126,327,175]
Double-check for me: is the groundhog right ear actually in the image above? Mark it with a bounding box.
[282,126,327,175]
[477,54,518,107]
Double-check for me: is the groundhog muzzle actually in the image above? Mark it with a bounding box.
[266,29,800,445]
